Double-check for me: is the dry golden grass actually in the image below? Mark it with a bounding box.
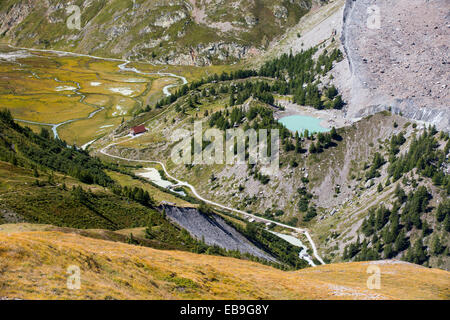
[0,230,448,300]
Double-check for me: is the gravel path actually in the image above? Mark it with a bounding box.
[100,139,325,265]
[6,45,326,266]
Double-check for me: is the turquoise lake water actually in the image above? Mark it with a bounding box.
[278,115,330,134]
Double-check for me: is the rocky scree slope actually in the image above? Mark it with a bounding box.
[162,204,277,262]
[340,0,449,131]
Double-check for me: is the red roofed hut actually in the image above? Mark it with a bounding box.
[131,125,147,136]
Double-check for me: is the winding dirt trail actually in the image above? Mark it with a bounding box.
[6,45,325,266]
[7,46,187,139]
[100,137,325,266]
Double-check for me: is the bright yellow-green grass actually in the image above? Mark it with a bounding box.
[143,77,178,106]
[106,170,192,207]
[57,110,123,146]
[0,94,96,123]
[0,50,240,147]
[130,61,239,83]
[0,54,146,143]
[0,75,60,95]
[105,96,140,117]
[20,122,53,135]
[57,94,140,145]
[80,80,147,97]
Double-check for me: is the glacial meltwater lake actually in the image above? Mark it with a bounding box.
[278,115,330,134]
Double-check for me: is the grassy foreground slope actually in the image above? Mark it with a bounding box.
[0,230,448,300]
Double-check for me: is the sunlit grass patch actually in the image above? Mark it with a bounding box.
[21,122,53,135]
[0,71,61,95]
[142,77,177,106]
[83,94,111,107]
[0,230,448,300]
[57,109,126,146]
[129,62,240,83]
[106,170,191,207]
[87,59,126,74]
[0,94,96,123]
[80,80,146,98]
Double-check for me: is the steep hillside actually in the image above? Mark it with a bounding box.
[0,0,448,302]
[253,0,450,130]
[0,230,448,300]
[91,40,448,271]
[0,0,312,65]
[313,120,450,269]
[0,111,299,265]
[101,104,450,269]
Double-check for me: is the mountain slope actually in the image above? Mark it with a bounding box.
[0,0,312,65]
[0,110,316,267]
[341,0,449,130]
[0,230,448,300]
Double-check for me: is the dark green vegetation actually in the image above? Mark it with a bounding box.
[141,49,345,181]
[0,110,193,249]
[388,128,450,193]
[343,127,450,268]
[259,48,344,110]
[297,187,317,222]
[0,109,112,187]
[147,47,344,113]
[0,158,192,250]
[242,224,309,270]
[151,69,258,111]
[365,152,386,181]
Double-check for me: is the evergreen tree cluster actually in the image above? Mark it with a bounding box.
[296,187,317,222]
[0,109,113,187]
[343,184,448,265]
[154,69,258,109]
[149,48,344,112]
[308,130,339,154]
[237,222,310,270]
[365,152,386,180]
[112,185,155,207]
[388,127,450,194]
[260,48,344,110]
[209,104,341,157]
[209,104,283,131]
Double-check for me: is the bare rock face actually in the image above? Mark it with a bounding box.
[342,0,449,130]
[153,10,187,28]
[0,1,36,36]
[273,5,288,20]
[1,209,25,224]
